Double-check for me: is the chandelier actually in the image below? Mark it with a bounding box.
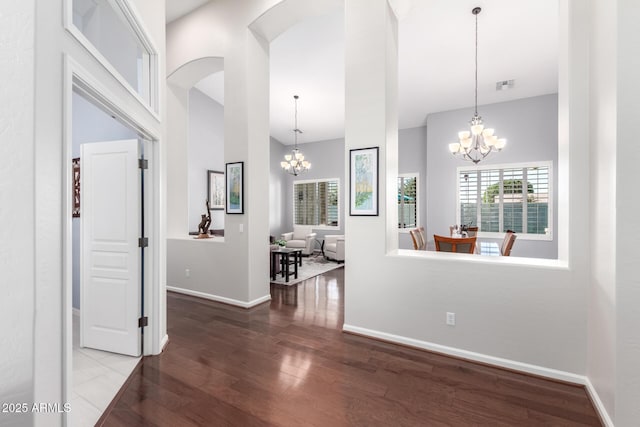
[449,7,506,164]
[281,95,311,176]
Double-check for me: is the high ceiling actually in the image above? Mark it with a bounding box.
[165,0,211,23]
[176,0,558,145]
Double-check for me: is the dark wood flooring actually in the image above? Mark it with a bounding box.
[100,267,601,426]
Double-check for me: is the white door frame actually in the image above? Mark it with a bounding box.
[61,54,163,423]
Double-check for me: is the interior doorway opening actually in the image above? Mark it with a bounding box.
[69,86,149,426]
[62,56,162,426]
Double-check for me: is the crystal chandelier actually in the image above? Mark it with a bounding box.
[449,7,506,164]
[281,95,311,176]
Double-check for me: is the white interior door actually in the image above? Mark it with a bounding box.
[81,139,141,356]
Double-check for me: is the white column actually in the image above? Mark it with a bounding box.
[344,0,398,321]
[166,84,190,237]
[223,29,271,303]
[615,0,640,423]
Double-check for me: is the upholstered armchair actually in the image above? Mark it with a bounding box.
[324,235,345,262]
[281,226,316,256]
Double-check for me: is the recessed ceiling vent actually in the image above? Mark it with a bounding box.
[496,79,515,91]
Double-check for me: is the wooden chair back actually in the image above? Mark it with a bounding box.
[409,227,426,250]
[501,231,517,256]
[434,234,477,254]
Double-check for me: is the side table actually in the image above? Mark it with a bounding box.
[271,248,303,282]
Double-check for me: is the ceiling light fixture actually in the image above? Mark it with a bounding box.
[281,95,311,176]
[449,7,506,164]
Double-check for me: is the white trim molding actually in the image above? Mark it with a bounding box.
[167,286,271,309]
[342,324,585,384]
[342,324,614,425]
[584,378,615,427]
[160,334,169,352]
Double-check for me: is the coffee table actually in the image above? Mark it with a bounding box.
[271,248,303,282]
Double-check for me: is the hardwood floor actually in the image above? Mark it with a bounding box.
[100,268,601,426]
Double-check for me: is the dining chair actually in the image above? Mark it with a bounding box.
[466,226,479,237]
[434,234,477,254]
[500,231,517,256]
[409,227,426,250]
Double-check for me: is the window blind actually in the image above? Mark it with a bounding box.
[458,163,551,236]
[398,175,418,229]
[294,180,339,227]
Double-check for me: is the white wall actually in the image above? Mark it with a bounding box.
[0,2,36,425]
[614,0,640,423]
[587,0,616,418]
[188,88,225,233]
[270,137,287,238]
[426,94,559,259]
[587,0,640,424]
[343,0,591,382]
[71,91,138,310]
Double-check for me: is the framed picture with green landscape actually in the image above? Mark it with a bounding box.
[349,147,379,216]
[207,170,225,210]
[225,161,244,214]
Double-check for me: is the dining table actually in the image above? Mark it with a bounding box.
[427,236,501,256]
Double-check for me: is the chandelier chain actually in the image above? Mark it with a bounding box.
[474,10,478,116]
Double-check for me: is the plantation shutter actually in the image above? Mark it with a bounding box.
[294,180,339,227]
[458,163,550,236]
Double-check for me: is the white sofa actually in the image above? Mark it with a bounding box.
[324,235,345,262]
[281,226,317,256]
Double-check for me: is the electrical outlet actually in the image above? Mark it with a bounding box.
[185,268,190,278]
[239,223,244,233]
[446,312,456,326]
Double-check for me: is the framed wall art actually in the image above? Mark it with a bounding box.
[225,161,244,214]
[349,147,379,216]
[207,170,225,210]
[72,157,80,217]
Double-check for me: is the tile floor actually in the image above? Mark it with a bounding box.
[71,313,140,427]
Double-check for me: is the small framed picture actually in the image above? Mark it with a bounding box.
[72,157,80,217]
[349,147,379,216]
[207,170,225,210]
[225,161,244,214]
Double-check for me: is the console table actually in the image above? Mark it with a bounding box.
[271,248,303,282]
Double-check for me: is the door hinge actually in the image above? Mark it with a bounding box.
[138,316,148,328]
[138,237,149,248]
[138,159,148,170]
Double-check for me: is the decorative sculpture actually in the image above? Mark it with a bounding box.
[196,200,212,238]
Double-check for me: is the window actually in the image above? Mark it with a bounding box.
[67,0,158,113]
[458,162,552,239]
[293,179,339,228]
[398,174,418,230]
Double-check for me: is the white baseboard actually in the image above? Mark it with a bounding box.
[166,286,271,309]
[342,324,586,384]
[584,377,614,427]
[159,334,169,352]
